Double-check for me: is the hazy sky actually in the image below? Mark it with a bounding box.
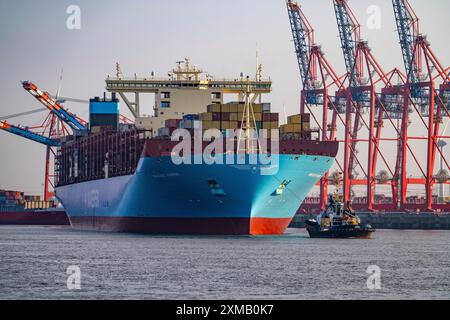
[0,0,449,196]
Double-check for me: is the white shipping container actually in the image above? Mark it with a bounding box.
[262,103,271,112]
[180,120,201,129]
[158,127,171,137]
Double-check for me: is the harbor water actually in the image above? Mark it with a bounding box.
[0,226,448,300]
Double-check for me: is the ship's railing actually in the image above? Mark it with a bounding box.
[105,78,272,92]
[106,76,272,83]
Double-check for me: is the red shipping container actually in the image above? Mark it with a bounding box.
[271,113,279,122]
[262,113,271,121]
[212,112,221,121]
[263,113,279,122]
[301,113,310,122]
[165,119,181,128]
[221,113,230,121]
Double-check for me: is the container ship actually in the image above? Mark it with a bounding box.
[52,60,338,235]
[0,190,69,226]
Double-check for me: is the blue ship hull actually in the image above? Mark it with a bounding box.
[56,154,335,235]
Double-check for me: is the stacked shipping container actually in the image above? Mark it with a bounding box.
[158,103,313,140]
[55,129,149,186]
[0,190,25,211]
[280,113,312,140]
[158,102,280,138]
[200,102,279,133]
[0,189,54,212]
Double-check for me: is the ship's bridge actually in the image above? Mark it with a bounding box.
[105,59,272,136]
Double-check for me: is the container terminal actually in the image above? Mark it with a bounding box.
[286,0,449,213]
[0,0,449,230]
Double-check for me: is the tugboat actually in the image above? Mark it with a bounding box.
[306,195,375,239]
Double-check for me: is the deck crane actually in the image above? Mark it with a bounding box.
[22,81,87,132]
[286,0,349,209]
[392,0,450,210]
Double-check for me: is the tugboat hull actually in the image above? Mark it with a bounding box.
[306,224,375,239]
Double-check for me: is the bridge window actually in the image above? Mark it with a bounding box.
[161,101,170,108]
[161,92,171,99]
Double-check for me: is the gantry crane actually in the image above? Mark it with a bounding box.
[1,80,133,201]
[0,110,71,200]
[21,81,88,200]
[286,0,317,102]
[0,81,86,201]
[327,0,449,211]
[392,0,420,97]
[286,0,348,209]
[22,81,87,132]
[287,0,404,212]
[0,121,60,146]
[331,0,439,212]
[392,0,450,210]
[333,0,396,208]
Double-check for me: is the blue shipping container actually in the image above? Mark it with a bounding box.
[183,114,199,121]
